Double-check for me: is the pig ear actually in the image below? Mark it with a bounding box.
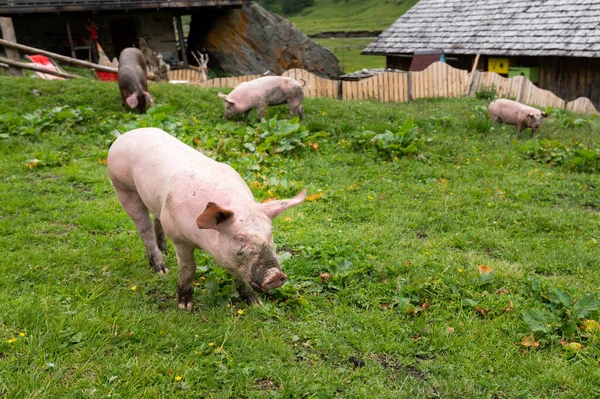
[527,112,535,119]
[196,202,234,230]
[126,93,138,109]
[144,91,154,106]
[542,112,549,118]
[259,190,306,220]
[218,92,235,105]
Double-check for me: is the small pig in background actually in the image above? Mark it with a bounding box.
[218,76,305,121]
[118,47,154,114]
[489,98,548,132]
[108,128,306,310]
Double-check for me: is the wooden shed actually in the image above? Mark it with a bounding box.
[363,0,600,110]
[0,0,251,67]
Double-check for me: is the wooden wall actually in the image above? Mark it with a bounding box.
[539,57,600,111]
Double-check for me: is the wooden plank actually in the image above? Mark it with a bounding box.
[392,74,396,102]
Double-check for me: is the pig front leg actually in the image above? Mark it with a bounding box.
[289,102,304,120]
[235,278,263,306]
[256,104,267,120]
[115,190,168,274]
[173,243,197,310]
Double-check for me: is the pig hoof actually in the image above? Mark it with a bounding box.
[152,263,169,274]
[177,301,193,311]
[177,286,193,310]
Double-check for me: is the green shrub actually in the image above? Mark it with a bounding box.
[350,118,425,159]
[475,84,497,101]
[520,139,600,172]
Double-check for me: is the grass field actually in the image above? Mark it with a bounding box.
[1,77,600,398]
[313,38,385,73]
[287,0,419,36]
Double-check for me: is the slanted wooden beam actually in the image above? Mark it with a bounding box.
[0,17,23,76]
[0,57,81,79]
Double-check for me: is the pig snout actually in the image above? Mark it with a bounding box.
[261,268,287,291]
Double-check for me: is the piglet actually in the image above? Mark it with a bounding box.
[108,128,305,309]
[218,76,305,120]
[118,48,154,114]
[488,98,548,132]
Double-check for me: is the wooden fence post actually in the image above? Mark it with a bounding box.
[407,72,413,101]
[0,17,23,76]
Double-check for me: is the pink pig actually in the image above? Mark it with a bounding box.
[488,98,549,132]
[218,76,305,120]
[107,128,305,309]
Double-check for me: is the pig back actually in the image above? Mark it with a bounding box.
[108,128,253,216]
[119,48,146,71]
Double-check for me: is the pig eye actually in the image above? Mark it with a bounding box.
[234,235,246,244]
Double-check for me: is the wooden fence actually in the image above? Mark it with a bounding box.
[171,62,599,115]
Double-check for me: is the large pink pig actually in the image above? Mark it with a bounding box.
[488,98,548,132]
[218,76,305,120]
[108,128,305,309]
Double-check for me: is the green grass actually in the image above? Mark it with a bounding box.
[1,77,600,398]
[314,38,385,73]
[288,0,419,36]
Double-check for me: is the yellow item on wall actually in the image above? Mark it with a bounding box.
[488,58,509,74]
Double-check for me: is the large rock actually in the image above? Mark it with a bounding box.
[188,3,343,79]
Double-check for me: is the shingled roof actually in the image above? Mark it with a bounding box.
[363,0,600,58]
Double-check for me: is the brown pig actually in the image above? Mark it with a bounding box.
[488,98,548,132]
[107,128,305,309]
[218,76,305,120]
[118,48,154,114]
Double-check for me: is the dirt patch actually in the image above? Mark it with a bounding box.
[254,377,281,391]
[377,355,428,381]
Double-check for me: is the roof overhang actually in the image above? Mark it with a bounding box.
[0,0,250,15]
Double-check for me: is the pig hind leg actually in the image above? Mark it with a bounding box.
[173,243,197,310]
[116,189,168,274]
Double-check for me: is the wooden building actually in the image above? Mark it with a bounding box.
[0,0,251,66]
[363,0,600,109]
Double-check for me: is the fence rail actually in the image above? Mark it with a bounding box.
[172,62,599,115]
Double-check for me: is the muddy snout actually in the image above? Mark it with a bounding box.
[260,268,287,292]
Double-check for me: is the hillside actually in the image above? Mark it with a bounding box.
[283,0,419,36]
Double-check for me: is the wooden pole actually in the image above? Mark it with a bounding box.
[65,20,76,59]
[0,38,118,73]
[0,17,23,76]
[0,57,80,79]
[175,15,188,68]
[466,53,481,96]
